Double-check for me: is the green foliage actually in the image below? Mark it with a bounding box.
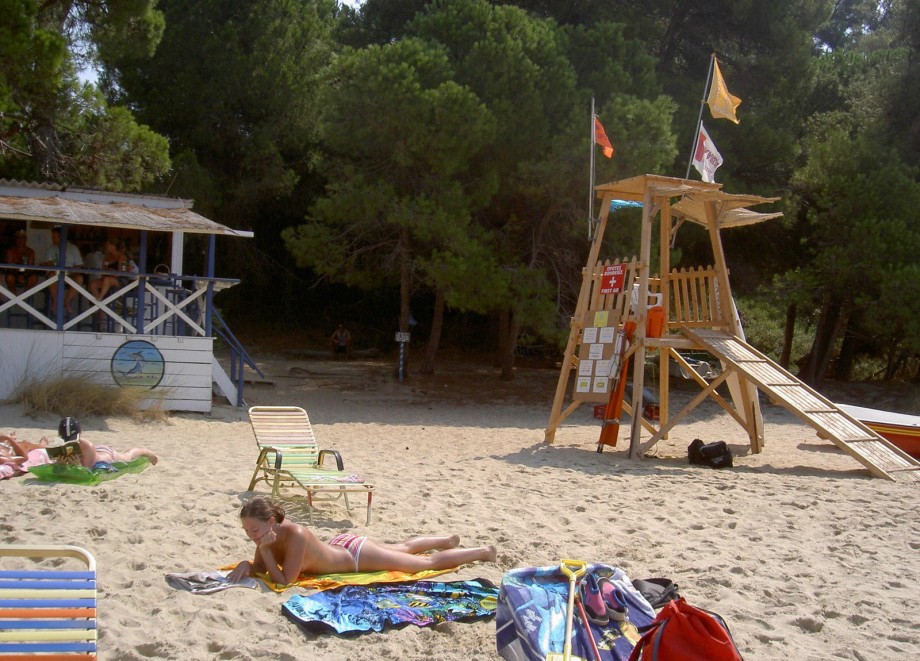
[111,0,336,207]
[284,36,496,298]
[736,295,810,364]
[0,0,169,188]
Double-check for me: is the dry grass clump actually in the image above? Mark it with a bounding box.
[14,373,168,421]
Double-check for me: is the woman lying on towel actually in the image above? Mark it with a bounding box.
[49,417,159,468]
[0,433,50,479]
[228,496,496,585]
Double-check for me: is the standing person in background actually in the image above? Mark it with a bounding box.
[4,228,38,293]
[43,226,84,314]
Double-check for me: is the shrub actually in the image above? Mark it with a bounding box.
[13,374,167,421]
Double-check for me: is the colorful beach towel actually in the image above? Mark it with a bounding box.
[28,457,150,485]
[219,563,457,592]
[283,578,499,633]
[496,563,656,661]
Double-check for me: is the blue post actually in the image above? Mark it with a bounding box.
[54,226,68,330]
[135,231,148,334]
[205,235,216,337]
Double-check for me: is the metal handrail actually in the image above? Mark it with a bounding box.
[211,305,263,407]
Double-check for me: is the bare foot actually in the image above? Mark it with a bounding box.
[448,534,460,549]
[148,453,159,465]
[484,545,497,562]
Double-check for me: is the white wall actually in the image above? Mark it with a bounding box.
[0,329,213,413]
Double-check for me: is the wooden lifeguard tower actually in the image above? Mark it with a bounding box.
[545,174,920,483]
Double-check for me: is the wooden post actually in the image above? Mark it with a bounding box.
[627,186,656,458]
[657,198,672,437]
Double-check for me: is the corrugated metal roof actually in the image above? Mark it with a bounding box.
[0,180,253,237]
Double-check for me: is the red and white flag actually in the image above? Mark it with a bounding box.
[691,123,723,183]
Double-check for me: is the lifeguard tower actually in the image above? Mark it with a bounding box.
[545,174,920,483]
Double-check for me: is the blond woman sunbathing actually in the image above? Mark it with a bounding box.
[228,496,496,585]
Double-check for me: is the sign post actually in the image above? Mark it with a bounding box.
[395,331,410,383]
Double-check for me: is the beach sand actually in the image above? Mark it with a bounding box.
[2,353,918,660]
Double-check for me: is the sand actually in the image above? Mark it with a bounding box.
[2,354,919,660]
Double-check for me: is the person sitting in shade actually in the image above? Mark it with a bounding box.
[4,228,38,294]
[42,226,84,314]
[329,324,352,360]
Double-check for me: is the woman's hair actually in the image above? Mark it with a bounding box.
[239,496,285,523]
[54,453,82,466]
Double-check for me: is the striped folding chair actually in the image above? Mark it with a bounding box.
[0,545,97,659]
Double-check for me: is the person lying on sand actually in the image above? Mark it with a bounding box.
[0,433,49,464]
[228,496,496,586]
[51,417,158,469]
[1,433,51,479]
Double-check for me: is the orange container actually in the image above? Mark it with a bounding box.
[646,306,665,338]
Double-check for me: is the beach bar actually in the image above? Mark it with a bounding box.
[0,180,257,413]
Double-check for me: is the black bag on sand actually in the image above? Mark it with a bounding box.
[631,578,680,609]
[688,439,733,469]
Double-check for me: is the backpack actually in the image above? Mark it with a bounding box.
[628,597,743,661]
[687,439,733,469]
[631,578,680,610]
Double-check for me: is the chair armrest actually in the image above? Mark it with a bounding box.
[317,449,344,471]
[273,449,283,470]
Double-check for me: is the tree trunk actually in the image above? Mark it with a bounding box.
[834,326,860,381]
[495,309,509,368]
[419,289,445,375]
[801,294,851,386]
[779,303,796,369]
[499,308,521,381]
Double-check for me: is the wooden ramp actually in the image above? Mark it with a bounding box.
[681,327,920,483]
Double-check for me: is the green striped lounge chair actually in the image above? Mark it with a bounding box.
[0,545,97,659]
[246,406,374,525]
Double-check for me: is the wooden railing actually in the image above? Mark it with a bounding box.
[0,263,237,338]
[663,265,728,329]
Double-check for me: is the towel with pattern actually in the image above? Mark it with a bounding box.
[220,563,457,592]
[282,578,499,633]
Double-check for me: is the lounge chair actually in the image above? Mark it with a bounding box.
[246,406,374,525]
[0,544,97,659]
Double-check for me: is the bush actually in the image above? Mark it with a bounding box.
[13,374,167,421]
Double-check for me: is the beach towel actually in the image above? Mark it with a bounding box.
[165,571,261,594]
[219,563,457,592]
[28,457,150,485]
[282,578,499,634]
[0,448,50,480]
[496,563,656,661]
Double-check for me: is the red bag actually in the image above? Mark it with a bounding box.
[628,597,742,661]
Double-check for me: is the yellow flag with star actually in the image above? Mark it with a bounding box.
[707,58,741,124]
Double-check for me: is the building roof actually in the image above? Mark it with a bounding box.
[0,180,253,238]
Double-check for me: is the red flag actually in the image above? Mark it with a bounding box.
[594,116,614,158]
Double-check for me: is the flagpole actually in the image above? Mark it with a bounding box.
[589,96,596,239]
[684,53,716,179]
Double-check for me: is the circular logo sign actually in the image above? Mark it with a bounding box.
[111,340,165,389]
